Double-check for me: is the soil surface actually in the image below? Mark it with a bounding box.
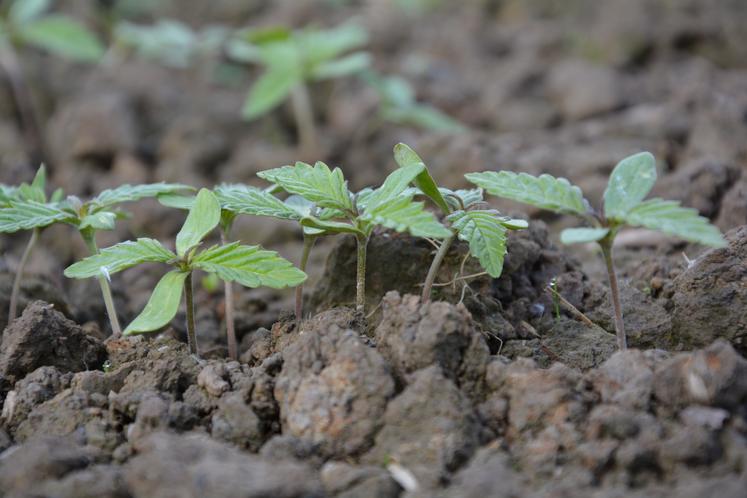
[2,1,747,497]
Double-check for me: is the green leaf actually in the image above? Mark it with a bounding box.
[0,185,18,205]
[560,227,610,245]
[64,238,175,278]
[0,200,71,232]
[17,183,45,203]
[50,187,64,203]
[124,270,187,335]
[216,184,300,220]
[383,103,466,133]
[31,164,46,191]
[9,0,51,24]
[311,51,371,80]
[79,211,117,231]
[92,183,192,210]
[447,210,509,278]
[19,15,104,62]
[465,171,588,216]
[444,188,484,210]
[362,196,451,238]
[364,163,427,213]
[393,143,451,214]
[157,193,195,210]
[257,161,354,212]
[242,65,301,120]
[604,152,657,220]
[621,198,726,248]
[298,24,368,67]
[193,241,307,289]
[299,216,362,235]
[175,189,221,257]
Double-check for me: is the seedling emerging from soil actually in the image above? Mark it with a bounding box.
[392,144,527,303]
[466,152,726,350]
[0,0,104,166]
[0,181,190,335]
[65,189,306,356]
[258,161,451,312]
[230,24,370,157]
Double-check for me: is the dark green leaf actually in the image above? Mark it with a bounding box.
[124,270,187,335]
[64,238,175,278]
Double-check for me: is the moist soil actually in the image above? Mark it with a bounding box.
[1,1,747,497]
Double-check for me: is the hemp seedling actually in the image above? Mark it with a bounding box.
[257,160,451,312]
[229,24,370,156]
[393,144,527,303]
[0,164,63,321]
[65,189,306,356]
[466,152,726,350]
[0,181,190,335]
[0,0,104,166]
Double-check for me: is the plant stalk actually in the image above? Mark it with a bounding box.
[290,82,319,159]
[599,238,626,350]
[421,231,455,303]
[295,234,317,322]
[81,231,122,337]
[184,271,198,356]
[355,233,369,312]
[8,227,39,321]
[220,229,237,360]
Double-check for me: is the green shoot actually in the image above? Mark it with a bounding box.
[257,160,451,312]
[466,152,726,350]
[392,144,527,303]
[228,24,371,157]
[0,181,191,336]
[65,189,306,357]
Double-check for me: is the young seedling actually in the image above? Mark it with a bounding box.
[0,164,63,321]
[257,160,452,312]
[0,0,104,167]
[392,144,527,303]
[228,24,371,157]
[465,152,726,350]
[0,180,190,336]
[64,189,306,357]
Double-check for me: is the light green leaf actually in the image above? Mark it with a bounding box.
[175,189,221,257]
[299,216,362,235]
[560,227,610,245]
[393,143,450,214]
[465,171,588,216]
[31,164,46,191]
[193,241,307,289]
[17,183,44,203]
[311,51,371,80]
[157,193,195,210]
[50,187,64,203]
[64,238,175,278]
[0,185,18,205]
[124,270,187,335]
[242,65,301,120]
[443,188,484,210]
[0,200,71,232]
[622,198,726,248]
[383,104,466,133]
[9,0,51,24]
[20,15,104,62]
[447,210,509,278]
[364,163,426,213]
[79,211,116,231]
[216,184,300,220]
[257,161,354,212]
[604,152,656,220]
[362,196,451,238]
[298,24,368,67]
[92,183,192,210]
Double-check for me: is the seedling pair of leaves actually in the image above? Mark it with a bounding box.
[65,189,306,357]
[466,152,726,349]
[0,174,190,334]
[391,144,528,302]
[229,23,370,156]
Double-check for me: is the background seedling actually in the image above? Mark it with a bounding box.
[0,0,104,168]
[392,144,526,303]
[0,180,189,336]
[257,160,451,312]
[466,152,726,350]
[228,23,371,157]
[65,188,306,357]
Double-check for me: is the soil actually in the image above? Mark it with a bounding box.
[2,1,747,497]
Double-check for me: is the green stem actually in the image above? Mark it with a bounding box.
[295,234,317,322]
[220,229,237,360]
[80,230,122,338]
[599,238,626,350]
[421,231,455,303]
[9,227,39,321]
[184,271,198,356]
[290,82,319,159]
[355,233,369,312]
